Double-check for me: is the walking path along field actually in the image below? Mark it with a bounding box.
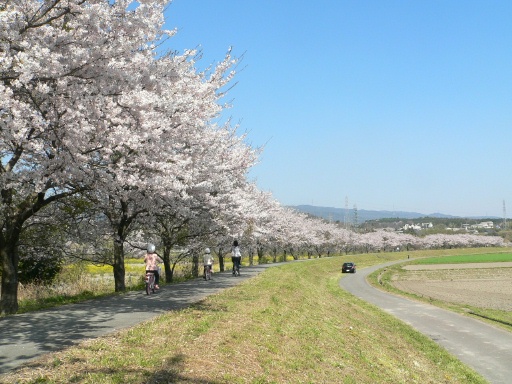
[339,260,512,384]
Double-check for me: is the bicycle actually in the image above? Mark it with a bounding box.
[204,265,212,280]
[232,260,240,276]
[145,271,156,295]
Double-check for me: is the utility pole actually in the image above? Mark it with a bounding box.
[503,200,507,230]
[353,203,358,230]
[344,196,348,229]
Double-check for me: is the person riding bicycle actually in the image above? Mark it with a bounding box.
[144,243,163,289]
[203,248,214,280]
[232,240,241,275]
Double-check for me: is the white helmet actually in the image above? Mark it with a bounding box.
[147,244,156,253]
[205,248,210,254]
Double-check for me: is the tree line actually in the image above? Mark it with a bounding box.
[0,1,506,315]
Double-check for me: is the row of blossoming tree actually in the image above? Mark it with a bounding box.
[0,1,505,315]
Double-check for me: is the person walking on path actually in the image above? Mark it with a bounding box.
[231,240,242,275]
[144,244,163,289]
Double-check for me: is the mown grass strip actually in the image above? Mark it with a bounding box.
[412,252,512,264]
[2,250,493,384]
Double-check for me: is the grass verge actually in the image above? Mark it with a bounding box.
[1,251,487,384]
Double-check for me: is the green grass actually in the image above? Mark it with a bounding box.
[1,249,490,384]
[412,252,512,264]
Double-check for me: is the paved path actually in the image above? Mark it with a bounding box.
[339,260,512,384]
[0,264,276,374]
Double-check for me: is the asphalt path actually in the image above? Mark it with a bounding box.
[0,264,277,374]
[339,260,512,384]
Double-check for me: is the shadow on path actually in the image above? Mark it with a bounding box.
[0,264,277,374]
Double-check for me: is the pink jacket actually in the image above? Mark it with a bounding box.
[144,253,163,270]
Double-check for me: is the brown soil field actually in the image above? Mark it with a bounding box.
[391,263,512,311]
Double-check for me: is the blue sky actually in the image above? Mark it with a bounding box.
[164,0,512,218]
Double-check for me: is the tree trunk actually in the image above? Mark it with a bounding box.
[257,245,264,264]
[168,264,175,282]
[163,243,173,283]
[113,239,126,292]
[0,243,19,315]
[217,247,225,272]
[0,187,62,314]
[107,197,136,293]
[0,217,23,315]
[164,263,174,283]
[248,247,254,266]
[192,252,199,277]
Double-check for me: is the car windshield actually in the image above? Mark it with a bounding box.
[343,263,353,267]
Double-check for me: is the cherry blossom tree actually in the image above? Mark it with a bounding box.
[89,46,245,291]
[137,124,258,280]
[224,184,282,265]
[0,0,181,314]
[0,0,256,309]
[1,0,250,309]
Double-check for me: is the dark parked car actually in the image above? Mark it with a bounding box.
[342,262,356,273]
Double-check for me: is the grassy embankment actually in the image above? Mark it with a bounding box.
[369,249,512,332]
[15,259,148,313]
[1,249,494,384]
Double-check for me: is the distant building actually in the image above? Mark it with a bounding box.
[472,221,494,229]
[403,223,421,231]
[402,222,432,231]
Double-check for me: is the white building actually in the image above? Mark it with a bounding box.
[472,221,494,229]
[403,223,422,231]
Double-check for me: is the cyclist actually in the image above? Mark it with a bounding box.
[203,248,214,280]
[144,243,163,289]
[232,240,241,275]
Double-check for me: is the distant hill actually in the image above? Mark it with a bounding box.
[290,205,458,223]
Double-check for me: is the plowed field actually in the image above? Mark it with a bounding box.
[391,263,512,311]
